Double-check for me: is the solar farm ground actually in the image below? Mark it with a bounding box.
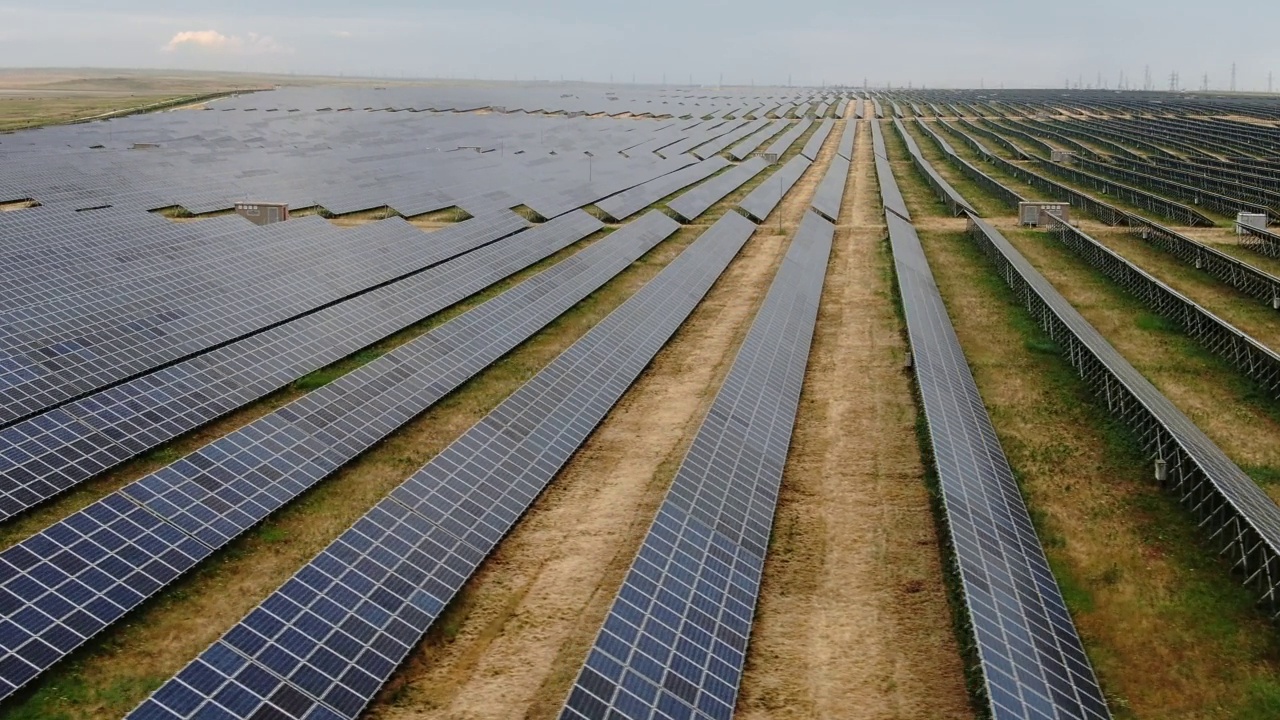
[5,78,1280,720]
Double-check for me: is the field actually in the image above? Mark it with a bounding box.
[1,77,1280,720]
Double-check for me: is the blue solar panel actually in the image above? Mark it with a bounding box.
[126,211,760,720]
[0,211,681,701]
[876,134,1110,720]
[560,211,834,720]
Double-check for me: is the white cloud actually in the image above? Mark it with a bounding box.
[331,30,353,38]
[162,29,290,54]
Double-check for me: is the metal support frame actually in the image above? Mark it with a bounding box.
[965,215,1280,620]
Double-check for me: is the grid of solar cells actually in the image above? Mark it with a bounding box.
[764,118,814,157]
[870,119,911,220]
[893,118,977,216]
[658,121,749,160]
[0,211,681,701]
[1,99,751,232]
[596,158,731,222]
[125,211,760,720]
[0,210,529,427]
[837,117,857,160]
[666,158,769,223]
[736,155,813,223]
[810,153,851,223]
[559,210,834,720]
[727,120,790,161]
[799,119,836,161]
[0,212,603,521]
[882,200,1110,715]
[690,120,769,160]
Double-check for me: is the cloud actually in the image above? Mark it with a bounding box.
[162,29,290,54]
[331,30,353,38]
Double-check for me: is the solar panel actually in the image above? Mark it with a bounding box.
[876,146,1110,718]
[0,211,682,701]
[799,119,835,161]
[596,158,731,222]
[810,154,851,223]
[0,211,530,427]
[892,119,977,216]
[690,119,769,160]
[869,120,910,220]
[727,120,790,161]
[125,211,760,720]
[667,158,769,223]
[736,155,812,223]
[764,119,814,157]
[559,210,834,720]
[837,117,858,160]
[0,212,603,521]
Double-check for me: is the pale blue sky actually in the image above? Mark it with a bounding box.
[0,1,1276,89]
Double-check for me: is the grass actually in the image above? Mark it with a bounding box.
[885,122,1280,718]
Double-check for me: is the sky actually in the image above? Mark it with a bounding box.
[0,0,1277,90]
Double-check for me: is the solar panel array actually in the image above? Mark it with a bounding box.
[764,119,814,157]
[837,117,857,160]
[0,212,612,520]
[125,210,761,720]
[736,155,813,223]
[559,210,834,720]
[870,119,910,220]
[727,120,790,161]
[0,211,682,700]
[691,119,771,160]
[0,210,528,427]
[596,158,731,222]
[893,118,977,216]
[667,158,770,223]
[877,140,1110,719]
[810,152,852,223]
[799,119,836,161]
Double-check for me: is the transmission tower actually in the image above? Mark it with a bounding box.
[1144,65,1152,91]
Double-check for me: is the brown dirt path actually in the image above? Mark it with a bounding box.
[735,119,972,719]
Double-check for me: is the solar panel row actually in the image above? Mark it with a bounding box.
[763,119,814,157]
[559,210,834,720]
[869,120,910,220]
[736,155,813,223]
[727,120,790,162]
[810,152,852,223]
[799,119,835,161]
[1045,221,1280,398]
[691,120,770,160]
[892,119,977,216]
[124,210,761,720]
[0,211,682,701]
[836,117,857,160]
[596,158,731,222]
[0,211,528,427]
[877,152,1110,719]
[0,212,604,521]
[966,212,1280,621]
[667,158,770,223]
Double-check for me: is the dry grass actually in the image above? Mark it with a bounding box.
[888,123,1280,719]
